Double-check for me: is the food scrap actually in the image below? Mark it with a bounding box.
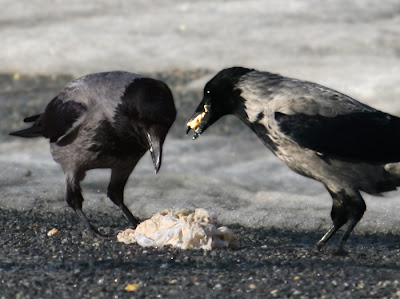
[125,283,139,292]
[117,208,238,250]
[187,112,206,130]
[186,105,210,130]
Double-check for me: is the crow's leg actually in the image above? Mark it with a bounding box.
[336,199,366,253]
[316,188,348,250]
[107,166,139,228]
[65,172,114,239]
[316,188,366,253]
[335,190,366,253]
[315,225,339,250]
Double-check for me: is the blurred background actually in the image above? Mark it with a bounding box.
[1,0,400,232]
[2,0,400,104]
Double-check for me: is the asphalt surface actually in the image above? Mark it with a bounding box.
[1,208,400,298]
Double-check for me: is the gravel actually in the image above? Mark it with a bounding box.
[1,208,400,298]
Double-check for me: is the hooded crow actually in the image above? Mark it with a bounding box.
[187,67,400,252]
[10,71,176,238]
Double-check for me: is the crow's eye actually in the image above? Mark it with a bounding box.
[206,90,211,95]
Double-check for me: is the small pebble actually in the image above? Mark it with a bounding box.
[47,228,59,237]
[248,284,257,289]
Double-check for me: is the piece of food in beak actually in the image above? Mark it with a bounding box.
[187,111,206,130]
[186,104,210,130]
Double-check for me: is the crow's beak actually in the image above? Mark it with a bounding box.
[146,131,162,174]
[186,103,211,140]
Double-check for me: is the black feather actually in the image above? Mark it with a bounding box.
[275,111,400,163]
[10,99,86,142]
[42,98,87,142]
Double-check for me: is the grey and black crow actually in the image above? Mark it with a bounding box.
[10,71,176,238]
[187,67,400,252]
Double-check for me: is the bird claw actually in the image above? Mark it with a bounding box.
[76,208,117,240]
[333,246,348,256]
[314,242,324,252]
[85,225,117,240]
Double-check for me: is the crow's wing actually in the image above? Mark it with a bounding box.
[41,97,87,144]
[240,71,400,163]
[246,76,400,163]
[275,109,400,163]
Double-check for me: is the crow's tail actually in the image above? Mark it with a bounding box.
[9,114,44,138]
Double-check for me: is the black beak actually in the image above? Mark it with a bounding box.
[186,100,212,140]
[146,131,163,174]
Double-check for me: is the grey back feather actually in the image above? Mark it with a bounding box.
[237,70,376,123]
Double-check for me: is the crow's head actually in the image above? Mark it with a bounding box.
[121,78,176,173]
[186,67,252,139]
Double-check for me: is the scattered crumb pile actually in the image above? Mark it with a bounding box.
[117,208,238,250]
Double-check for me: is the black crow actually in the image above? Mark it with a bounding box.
[10,71,176,238]
[186,67,400,252]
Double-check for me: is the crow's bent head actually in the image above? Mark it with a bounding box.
[121,78,176,173]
